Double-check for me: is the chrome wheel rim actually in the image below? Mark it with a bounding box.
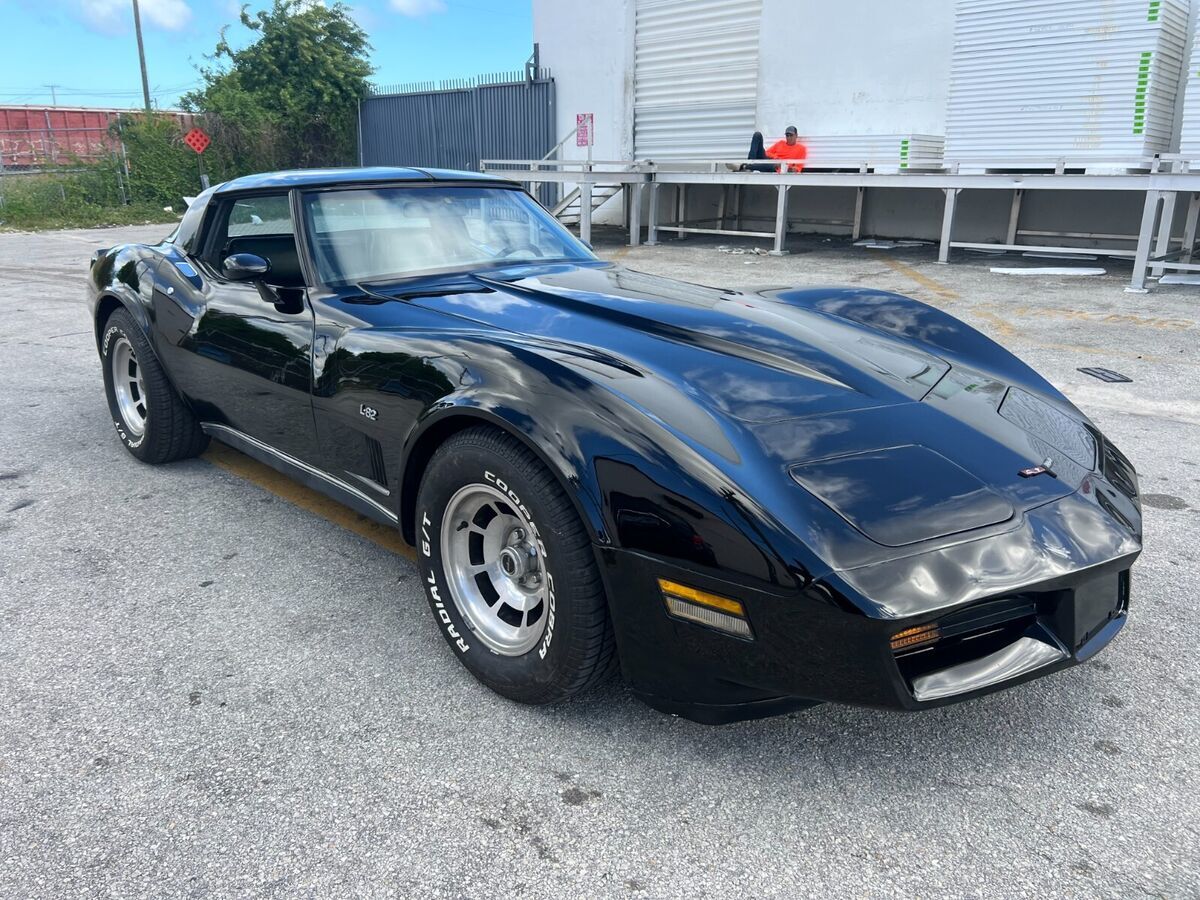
[441,483,549,656]
[110,336,147,437]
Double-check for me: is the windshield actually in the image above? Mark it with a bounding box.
[302,185,595,285]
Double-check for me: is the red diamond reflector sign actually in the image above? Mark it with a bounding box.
[184,128,210,154]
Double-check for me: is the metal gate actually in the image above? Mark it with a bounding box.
[634,0,763,160]
[359,69,555,201]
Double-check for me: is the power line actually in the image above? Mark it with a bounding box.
[0,81,202,97]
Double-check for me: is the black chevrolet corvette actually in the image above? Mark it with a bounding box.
[87,168,1141,723]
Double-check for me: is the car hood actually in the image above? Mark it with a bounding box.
[411,263,1092,555]
[469,264,951,417]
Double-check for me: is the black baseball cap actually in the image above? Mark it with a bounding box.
[785,125,798,136]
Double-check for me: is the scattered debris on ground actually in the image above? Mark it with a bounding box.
[990,266,1106,276]
[717,245,770,255]
[1021,251,1099,261]
[1078,367,1133,383]
[853,239,932,249]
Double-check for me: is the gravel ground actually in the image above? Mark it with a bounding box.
[0,223,1197,898]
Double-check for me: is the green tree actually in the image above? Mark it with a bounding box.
[183,1,372,175]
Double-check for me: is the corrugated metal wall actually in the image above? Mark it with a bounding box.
[634,0,763,160]
[359,70,556,202]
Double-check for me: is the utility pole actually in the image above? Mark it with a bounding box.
[132,0,152,112]
[44,84,60,106]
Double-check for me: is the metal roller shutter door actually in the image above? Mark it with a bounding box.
[634,0,763,160]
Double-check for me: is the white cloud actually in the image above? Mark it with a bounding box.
[389,0,447,16]
[345,3,380,31]
[78,0,193,35]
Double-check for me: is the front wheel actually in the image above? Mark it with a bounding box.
[100,308,208,464]
[415,426,615,705]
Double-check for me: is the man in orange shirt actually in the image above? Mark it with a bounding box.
[743,126,807,173]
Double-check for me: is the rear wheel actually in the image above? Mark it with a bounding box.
[100,308,208,463]
[416,426,616,704]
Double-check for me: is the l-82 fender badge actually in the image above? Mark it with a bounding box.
[359,403,378,421]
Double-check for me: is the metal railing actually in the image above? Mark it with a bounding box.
[481,155,1200,290]
[541,126,579,163]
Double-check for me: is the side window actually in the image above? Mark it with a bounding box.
[206,194,304,288]
[227,196,293,237]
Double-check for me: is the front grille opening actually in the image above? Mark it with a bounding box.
[1074,570,1130,648]
[894,595,1039,684]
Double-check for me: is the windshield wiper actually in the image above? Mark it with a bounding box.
[346,282,407,304]
[345,281,493,305]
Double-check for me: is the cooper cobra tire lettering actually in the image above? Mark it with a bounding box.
[484,470,548,559]
[483,469,554,656]
[538,572,556,659]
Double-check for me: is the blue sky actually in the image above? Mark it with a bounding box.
[0,0,533,108]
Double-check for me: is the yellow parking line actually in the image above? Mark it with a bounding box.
[202,441,416,560]
[880,255,960,302]
[996,304,1194,331]
[967,309,1017,338]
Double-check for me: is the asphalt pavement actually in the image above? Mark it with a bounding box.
[1,223,1197,898]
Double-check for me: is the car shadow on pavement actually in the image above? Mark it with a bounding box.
[530,659,1121,781]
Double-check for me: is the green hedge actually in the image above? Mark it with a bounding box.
[0,114,205,231]
[118,114,206,209]
[0,170,175,231]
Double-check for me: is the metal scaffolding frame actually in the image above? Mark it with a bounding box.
[480,157,1200,292]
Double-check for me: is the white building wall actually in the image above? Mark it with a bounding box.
[756,0,956,139]
[531,0,1182,243]
[532,0,635,162]
[534,0,958,157]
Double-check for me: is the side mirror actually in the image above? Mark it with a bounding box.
[223,253,270,281]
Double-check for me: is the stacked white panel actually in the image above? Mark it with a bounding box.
[944,0,1189,169]
[798,134,945,171]
[1178,22,1200,159]
[634,0,763,160]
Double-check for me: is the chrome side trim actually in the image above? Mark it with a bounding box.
[201,423,398,523]
[911,635,1068,702]
[344,470,391,496]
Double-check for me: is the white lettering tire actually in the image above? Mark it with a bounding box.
[100,308,208,464]
[416,426,615,704]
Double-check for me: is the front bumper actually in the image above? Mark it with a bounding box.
[597,545,1135,725]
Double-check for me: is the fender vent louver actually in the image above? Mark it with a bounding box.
[365,435,388,487]
[1100,439,1138,500]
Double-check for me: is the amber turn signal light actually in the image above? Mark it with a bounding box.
[659,578,752,639]
[891,623,941,651]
